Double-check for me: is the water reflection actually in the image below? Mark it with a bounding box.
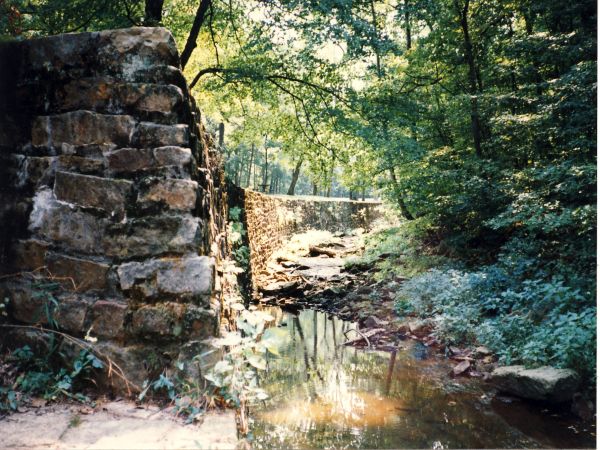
[251,309,594,449]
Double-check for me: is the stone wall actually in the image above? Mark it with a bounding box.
[0,27,227,391]
[241,190,383,287]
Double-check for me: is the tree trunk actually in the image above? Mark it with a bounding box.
[180,0,211,69]
[246,143,255,187]
[455,0,483,157]
[370,0,382,77]
[388,168,414,220]
[218,122,224,148]
[262,146,268,193]
[312,183,318,196]
[287,158,303,195]
[235,152,242,186]
[144,0,164,25]
[404,0,411,50]
[253,157,257,190]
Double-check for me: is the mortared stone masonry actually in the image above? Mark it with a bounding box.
[0,27,228,392]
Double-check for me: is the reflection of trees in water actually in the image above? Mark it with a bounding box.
[292,315,323,383]
[253,309,552,449]
[261,310,454,424]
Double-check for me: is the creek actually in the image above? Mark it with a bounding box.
[248,308,595,449]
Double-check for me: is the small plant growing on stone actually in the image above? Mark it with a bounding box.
[0,276,132,413]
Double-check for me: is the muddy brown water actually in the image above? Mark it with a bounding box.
[249,308,595,449]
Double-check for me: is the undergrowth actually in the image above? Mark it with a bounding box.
[354,221,596,391]
[137,302,284,433]
[345,219,452,280]
[0,344,103,412]
[0,276,112,414]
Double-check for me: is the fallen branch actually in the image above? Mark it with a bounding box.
[342,328,386,347]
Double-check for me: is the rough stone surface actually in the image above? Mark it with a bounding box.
[92,342,153,391]
[54,171,132,216]
[54,295,90,333]
[57,154,105,175]
[134,123,189,147]
[7,282,90,333]
[20,156,57,188]
[105,146,192,176]
[156,256,213,295]
[46,253,109,291]
[132,303,186,337]
[117,256,214,299]
[58,79,184,115]
[0,27,229,395]
[29,188,104,254]
[138,178,198,211]
[491,365,580,403]
[104,216,202,259]
[12,239,49,270]
[91,300,128,338]
[154,146,192,167]
[31,111,136,147]
[106,147,155,173]
[9,284,48,325]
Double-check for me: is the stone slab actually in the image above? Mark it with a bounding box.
[91,301,128,339]
[134,123,188,147]
[46,253,109,291]
[104,216,202,259]
[137,178,198,211]
[32,111,135,147]
[54,171,132,217]
[0,401,238,449]
[29,188,104,255]
[117,255,214,299]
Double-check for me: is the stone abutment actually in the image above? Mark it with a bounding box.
[0,27,228,391]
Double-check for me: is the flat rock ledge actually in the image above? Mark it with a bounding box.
[0,401,238,449]
[491,365,579,403]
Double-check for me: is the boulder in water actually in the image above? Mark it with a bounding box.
[491,365,579,403]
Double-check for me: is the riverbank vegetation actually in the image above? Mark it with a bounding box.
[1,0,596,387]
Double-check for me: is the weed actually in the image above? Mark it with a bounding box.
[68,414,81,428]
[0,345,104,412]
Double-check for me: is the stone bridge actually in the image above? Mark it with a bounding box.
[0,27,384,392]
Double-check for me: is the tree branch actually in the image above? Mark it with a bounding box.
[181,0,212,70]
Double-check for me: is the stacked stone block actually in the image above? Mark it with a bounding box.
[0,27,227,390]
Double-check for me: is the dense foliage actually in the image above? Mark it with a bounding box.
[1,0,596,384]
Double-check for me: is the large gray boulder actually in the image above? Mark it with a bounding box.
[491,365,579,403]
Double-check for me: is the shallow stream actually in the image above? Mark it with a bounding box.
[249,309,595,449]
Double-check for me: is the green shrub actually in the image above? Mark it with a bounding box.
[395,251,596,385]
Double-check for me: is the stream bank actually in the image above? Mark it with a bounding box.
[247,229,595,448]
